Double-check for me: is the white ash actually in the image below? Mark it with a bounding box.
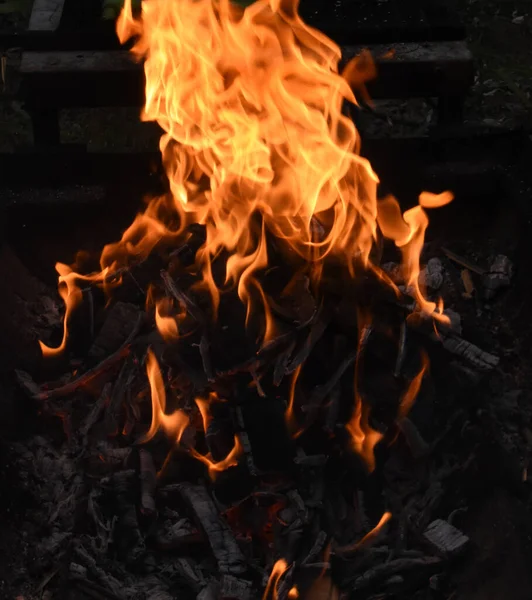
[483,254,513,299]
[419,257,444,291]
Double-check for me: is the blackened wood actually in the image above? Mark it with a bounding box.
[175,483,247,575]
[349,556,441,591]
[35,312,143,401]
[89,302,141,363]
[342,41,474,101]
[423,519,469,558]
[139,448,157,516]
[29,0,65,32]
[20,51,143,109]
[219,574,252,600]
[18,41,473,113]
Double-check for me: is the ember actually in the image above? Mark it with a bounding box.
[7,1,529,599]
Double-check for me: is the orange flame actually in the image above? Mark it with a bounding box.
[145,349,190,443]
[287,587,299,599]
[336,510,392,554]
[195,394,214,432]
[155,297,180,341]
[346,316,383,472]
[114,0,450,326]
[39,264,83,358]
[285,364,302,437]
[263,558,289,600]
[190,434,243,479]
[398,351,429,418]
[39,0,454,476]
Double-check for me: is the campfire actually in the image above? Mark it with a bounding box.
[9,1,522,599]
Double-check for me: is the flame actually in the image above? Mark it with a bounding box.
[288,587,298,599]
[40,0,454,476]
[398,351,429,418]
[285,364,302,437]
[263,558,288,600]
[336,510,392,554]
[145,349,190,443]
[155,297,180,341]
[114,0,449,324]
[195,394,214,432]
[189,434,243,478]
[346,315,383,472]
[377,193,452,322]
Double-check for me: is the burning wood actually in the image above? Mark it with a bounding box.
[9,1,515,599]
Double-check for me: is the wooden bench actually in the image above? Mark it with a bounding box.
[13,0,474,147]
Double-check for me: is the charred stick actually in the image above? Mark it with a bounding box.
[396,417,430,459]
[438,331,499,370]
[174,482,247,575]
[160,269,205,323]
[394,321,407,377]
[302,530,328,565]
[285,313,330,374]
[70,576,124,600]
[324,388,341,436]
[250,366,266,397]
[173,557,206,593]
[273,341,296,386]
[80,382,112,442]
[231,406,258,476]
[349,557,441,591]
[306,350,358,418]
[36,312,143,402]
[199,334,214,381]
[104,358,135,436]
[139,449,157,516]
[220,574,252,600]
[102,470,145,562]
[441,246,486,275]
[73,543,124,598]
[88,302,141,363]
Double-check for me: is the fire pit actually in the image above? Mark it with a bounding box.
[1,1,532,600]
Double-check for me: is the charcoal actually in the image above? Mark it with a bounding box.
[419,257,444,291]
[88,302,141,363]
[482,254,513,299]
[175,483,248,575]
[423,519,469,558]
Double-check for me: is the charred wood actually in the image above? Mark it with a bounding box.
[174,483,248,575]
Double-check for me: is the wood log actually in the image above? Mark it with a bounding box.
[174,483,248,576]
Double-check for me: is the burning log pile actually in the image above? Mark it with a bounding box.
[13,230,513,600]
[3,0,530,599]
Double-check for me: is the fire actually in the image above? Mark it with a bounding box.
[154,296,180,341]
[41,0,453,474]
[145,349,190,444]
[189,434,244,478]
[335,510,392,554]
[345,314,383,472]
[263,558,288,600]
[399,351,429,418]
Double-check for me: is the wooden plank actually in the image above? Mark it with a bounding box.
[20,50,137,73]
[28,0,66,32]
[342,41,474,99]
[19,41,473,110]
[20,51,143,109]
